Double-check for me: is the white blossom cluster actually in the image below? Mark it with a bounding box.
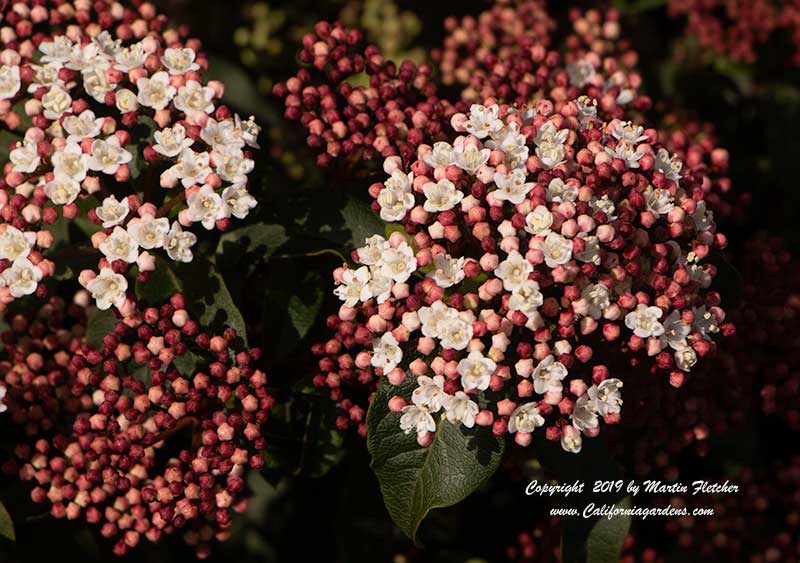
[2,33,261,311]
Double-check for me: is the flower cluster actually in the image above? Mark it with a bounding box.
[0,0,260,313]
[273,21,458,167]
[315,101,730,452]
[668,0,800,65]
[0,292,273,558]
[432,4,649,120]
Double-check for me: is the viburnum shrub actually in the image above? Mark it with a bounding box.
[0,291,272,558]
[0,0,260,314]
[314,101,731,453]
[273,20,459,167]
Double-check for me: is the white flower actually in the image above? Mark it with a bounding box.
[136,71,176,110]
[418,300,455,339]
[659,310,690,350]
[442,391,479,428]
[334,266,373,306]
[571,394,599,432]
[655,148,683,184]
[377,171,415,222]
[367,272,393,304]
[412,375,446,411]
[399,404,436,435]
[10,140,40,174]
[1,256,41,297]
[545,177,578,203]
[581,283,610,319]
[536,141,566,170]
[115,88,139,113]
[234,114,261,149]
[163,222,197,263]
[186,185,225,229]
[604,141,643,168]
[566,59,595,87]
[39,36,74,64]
[575,233,601,265]
[377,242,417,283]
[222,184,257,219]
[453,141,490,173]
[508,402,545,433]
[127,215,170,250]
[427,253,465,288]
[464,104,502,138]
[356,235,388,266]
[214,148,254,183]
[576,96,598,128]
[590,195,617,220]
[85,268,128,310]
[438,316,473,350]
[52,141,90,180]
[0,65,21,99]
[495,250,533,292]
[674,346,697,372]
[493,169,533,204]
[96,195,130,228]
[371,332,403,372]
[692,200,714,232]
[524,205,553,235]
[63,110,104,142]
[643,185,674,216]
[457,350,495,391]
[173,80,215,114]
[114,43,147,72]
[92,31,122,57]
[0,385,6,413]
[153,124,194,158]
[0,226,35,261]
[540,232,573,268]
[161,48,200,75]
[44,175,81,205]
[65,42,106,72]
[561,425,583,453]
[82,67,115,103]
[172,149,212,188]
[422,179,463,212]
[88,137,132,175]
[201,118,244,151]
[28,63,63,93]
[486,123,529,169]
[609,122,648,145]
[588,378,623,417]
[508,279,543,318]
[423,142,456,168]
[624,304,665,338]
[99,226,140,263]
[532,355,568,394]
[692,305,719,337]
[41,86,72,120]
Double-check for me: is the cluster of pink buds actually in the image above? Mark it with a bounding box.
[273,20,459,167]
[668,0,800,65]
[314,101,730,453]
[433,4,649,120]
[0,291,273,558]
[0,0,260,314]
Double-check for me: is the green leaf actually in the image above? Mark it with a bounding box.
[216,222,288,269]
[85,308,118,349]
[0,501,15,542]
[296,397,345,478]
[135,256,182,303]
[366,375,504,543]
[341,197,384,247]
[562,496,632,563]
[205,55,274,122]
[180,259,248,345]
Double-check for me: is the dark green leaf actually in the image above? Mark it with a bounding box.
[216,222,288,268]
[585,496,632,563]
[367,375,504,543]
[296,398,345,478]
[341,197,384,247]
[85,308,118,348]
[0,501,15,542]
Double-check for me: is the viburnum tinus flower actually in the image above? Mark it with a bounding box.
[0,0,260,314]
[273,20,459,167]
[0,291,272,558]
[315,101,730,452]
